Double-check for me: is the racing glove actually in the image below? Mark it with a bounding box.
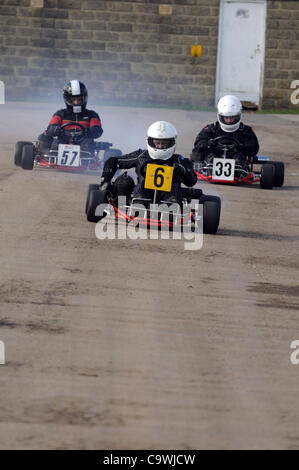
[173,162,186,177]
[52,125,62,138]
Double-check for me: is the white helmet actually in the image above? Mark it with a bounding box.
[217,95,242,132]
[147,121,177,160]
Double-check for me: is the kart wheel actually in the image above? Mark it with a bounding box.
[85,184,100,214]
[202,200,220,234]
[14,141,32,166]
[260,163,275,189]
[200,194,221,211]
[86,189,107,223]
[272,161,284,187]
[103,148,122,165]
[21,144,36,170]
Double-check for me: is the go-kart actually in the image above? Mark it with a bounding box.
[192,136,284,189]
[14,122,122,172]
[85,163,221,234]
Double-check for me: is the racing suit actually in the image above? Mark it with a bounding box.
[191,121,259,164]
[101,149,197,203]
[38,108,103,153]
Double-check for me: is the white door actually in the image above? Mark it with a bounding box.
[215,0,266,107]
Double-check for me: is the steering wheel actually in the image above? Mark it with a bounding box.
[210,135,242,152]
[60,121,86,143]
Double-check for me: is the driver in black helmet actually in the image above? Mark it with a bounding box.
[38,80,103,154]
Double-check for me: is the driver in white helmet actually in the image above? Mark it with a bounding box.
[191,95,259,165]
[101,121,197,203]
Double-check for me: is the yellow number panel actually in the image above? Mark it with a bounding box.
[144,164,174,192]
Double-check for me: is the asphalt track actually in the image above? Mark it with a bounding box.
[0,102,299,449]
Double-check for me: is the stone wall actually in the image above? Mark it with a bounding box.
[264,0,299,109]
[0,0,298,109]
[0,0,219,107]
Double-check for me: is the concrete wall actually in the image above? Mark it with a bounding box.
[0,0,298,109]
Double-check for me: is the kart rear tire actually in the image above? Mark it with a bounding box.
[14,141,32,167]
[200,194,221,211]
[86,189,107,223]
[260,163,275,189]
[202,200,220,234]
[272,161,284,187]
[85,184,100,214]
[21,144,36,170]
[103,148,122,165]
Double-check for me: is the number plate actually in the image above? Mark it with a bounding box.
[57,144,80,167]
[212,158,235,182]
[144,163,174,192]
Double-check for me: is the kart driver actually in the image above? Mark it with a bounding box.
[38,80,103,153]
[191,95,259,165]
[100,121,197,203]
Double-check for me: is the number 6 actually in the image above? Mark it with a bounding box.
[154,167,165,188]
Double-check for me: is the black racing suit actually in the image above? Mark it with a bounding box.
[38,108,103,154]
[102,149,197,203]
[191,121,259,164]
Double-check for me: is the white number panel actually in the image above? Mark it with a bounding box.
[57,144,80,167]
[212,158,235,182]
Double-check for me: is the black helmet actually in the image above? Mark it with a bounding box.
[62,80,88,113]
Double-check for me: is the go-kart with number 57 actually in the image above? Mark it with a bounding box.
[14,79,122,172]
[14,122,122,172]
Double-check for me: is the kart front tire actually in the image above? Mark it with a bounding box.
[21,144,36,170]
[200,194,221,212]
[85,184,100,214]
[260,163,275,189]
[86,189,107,223]
[202,200,220,234]
[272,161,284,187]
[14,141,32,166]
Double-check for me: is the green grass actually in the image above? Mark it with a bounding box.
[255,108,299,114]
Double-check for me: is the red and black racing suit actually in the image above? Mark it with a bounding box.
[191,121,259,164]
[38,108,103,153]
[102,149,197,203]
